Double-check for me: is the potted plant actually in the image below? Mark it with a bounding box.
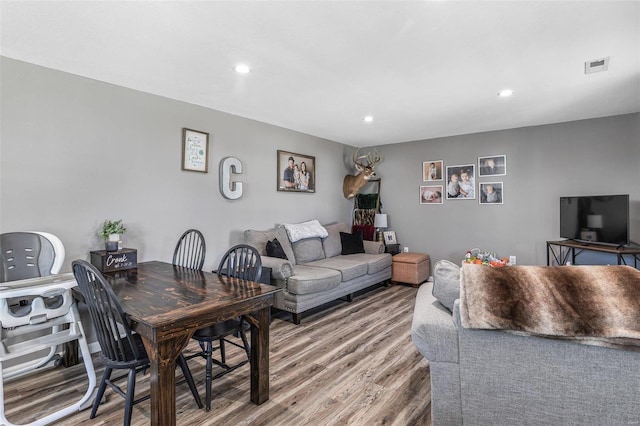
[101,219,127,251]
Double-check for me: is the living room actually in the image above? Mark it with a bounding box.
[1,1,639,424]
[2,2,638,271]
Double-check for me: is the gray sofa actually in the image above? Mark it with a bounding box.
[244,221,392,324]
[412,260,640,425]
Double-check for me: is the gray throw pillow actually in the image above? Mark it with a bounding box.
[292,237,326,264]
[322,222,350,258]
[432,259,461,312]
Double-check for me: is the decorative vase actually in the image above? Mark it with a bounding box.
[106,234,121,251]
[105,241,119,251]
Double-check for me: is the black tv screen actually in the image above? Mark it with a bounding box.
[560,194,629,246]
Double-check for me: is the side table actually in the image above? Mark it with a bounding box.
[385,243,401,255]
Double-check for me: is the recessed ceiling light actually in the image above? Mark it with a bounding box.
[498,89,514,97]
[363,115,374,123]
[234,64,251,74]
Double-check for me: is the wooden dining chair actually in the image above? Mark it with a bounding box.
[72,260,203,426]
[172,229,206,270]
[188,244,262,411]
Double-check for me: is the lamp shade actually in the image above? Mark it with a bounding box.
[374,214,388,228]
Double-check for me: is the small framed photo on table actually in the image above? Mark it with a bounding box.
[383,231,397,245]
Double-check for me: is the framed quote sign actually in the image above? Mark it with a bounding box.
[182,128,209,173]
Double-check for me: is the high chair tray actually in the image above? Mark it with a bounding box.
[0,273,76,295]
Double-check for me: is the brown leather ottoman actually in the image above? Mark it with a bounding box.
[392,252,430,287]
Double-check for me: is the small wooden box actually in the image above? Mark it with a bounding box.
[90,248,137,273]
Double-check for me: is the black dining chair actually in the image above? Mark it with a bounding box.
[71,260,203,426]
[187,244,262,411]
[173,229,206,270]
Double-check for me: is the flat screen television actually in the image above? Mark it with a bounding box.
[560,194,629,246]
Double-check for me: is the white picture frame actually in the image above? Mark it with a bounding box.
[445,164,476,200]
[420,185,443,204]
[479,182,504,205]
[422,160,443,181]
[383,231,397,244]
[478,155,507,177]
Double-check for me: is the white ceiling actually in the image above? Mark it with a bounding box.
[1,1,639,147]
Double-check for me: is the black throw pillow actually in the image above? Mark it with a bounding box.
[340,231,365,255]
[266,238,288,259]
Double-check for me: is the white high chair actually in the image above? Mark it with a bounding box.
[0,232,96,426]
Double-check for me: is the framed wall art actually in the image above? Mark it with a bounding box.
[478,155,506,176]
[479,182,504,205]
[182,128,209,173]
[422,160,443,181]
[445,164,475,200]
[277,150,316,192]
[420,185,443,204]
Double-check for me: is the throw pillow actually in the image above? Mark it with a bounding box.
[432,259,461,312]
[322,222,350,258]
[340,231,365,255]
[292,237,325,263]
[266,238,288,260]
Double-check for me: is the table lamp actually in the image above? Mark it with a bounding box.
[374,214,388,243]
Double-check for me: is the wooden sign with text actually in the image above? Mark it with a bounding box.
[90,248,138,273]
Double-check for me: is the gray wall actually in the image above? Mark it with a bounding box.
[2,57,638,271]
[372,113,640,265]
[1,58,354,271]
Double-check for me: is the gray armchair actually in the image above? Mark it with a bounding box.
[412,262,640,425]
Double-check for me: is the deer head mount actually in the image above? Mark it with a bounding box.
[343,148,382,199]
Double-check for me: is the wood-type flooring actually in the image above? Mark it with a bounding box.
[3,283,431,425]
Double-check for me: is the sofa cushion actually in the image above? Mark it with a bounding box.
[340,231,365,255]
[266,238,288,259]
[244,226,296,265]
[287,265,342,295]
[292,237,325,264]
[432,260,461,312]
[322,222,350,258]
[284,219,328,243]
[345,253,392,275]
[305,257,369,282]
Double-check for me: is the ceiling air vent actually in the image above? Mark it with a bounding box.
[585,56,610,74]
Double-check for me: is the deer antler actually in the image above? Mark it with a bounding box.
[352,148,370,168]
[353,148,382,167]
[368,149,381,166]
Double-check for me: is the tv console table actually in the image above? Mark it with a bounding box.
[546,240,640,269]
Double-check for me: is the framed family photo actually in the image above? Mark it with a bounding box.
[277,150,316,193]
[182,128,209,173]
[445,164,476,200]
[479,182,504,204]
[478,155,507,176]
[422,160,443,181]
[420,185,443,204]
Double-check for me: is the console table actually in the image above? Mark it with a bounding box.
[546,240,640,268]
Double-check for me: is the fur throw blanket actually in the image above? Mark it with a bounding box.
[459,264,640,349]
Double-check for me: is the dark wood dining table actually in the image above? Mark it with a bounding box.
[93,261,281,425]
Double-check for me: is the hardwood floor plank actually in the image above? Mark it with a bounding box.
[2,284,431,425]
